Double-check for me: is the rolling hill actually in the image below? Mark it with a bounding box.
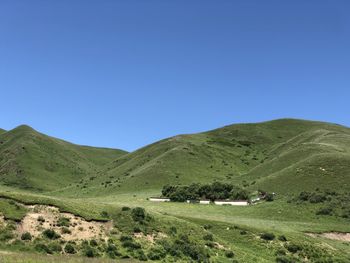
[0,119,349,262]
[1,119,349,197]
[0,125,127,191]
[57,118,350,197]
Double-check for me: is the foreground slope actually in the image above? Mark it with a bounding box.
[0,125,127,191]
[63,119,350,197]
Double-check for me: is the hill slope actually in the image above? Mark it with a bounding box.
[59,119,350,197]
[0,125,127,191]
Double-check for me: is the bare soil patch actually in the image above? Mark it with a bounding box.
[17,205,113,241]
[306,232,350,242]
[133,232,167,243]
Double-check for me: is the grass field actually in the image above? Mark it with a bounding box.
[0,119,349,262]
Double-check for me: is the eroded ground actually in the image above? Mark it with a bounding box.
[17,205,113,241]
[306,232,350,242]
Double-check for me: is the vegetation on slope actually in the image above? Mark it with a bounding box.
[57,118,350,198]
[0,125,127,191]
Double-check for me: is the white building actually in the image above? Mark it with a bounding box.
[149,197,170,202]
[199,200,210,204]
[214,200,249,206]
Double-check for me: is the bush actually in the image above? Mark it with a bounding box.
[100,211,109,218]
[42,229,60,239]
[276,255,294,263]
[285,243,301,253]
[309,193,326,203]
[203,233,213,241]
[35,243,51,254]
[83,246,98,257]
[64,243,76,254]
[260,232,275,241]
[106,243,120,258]
[131,207,146,222]
[57,217,70,227]
[225,250,235,258]
[122,240,141,250]
[169,226,177,235]
[61,227,71,234]
[265,193,274,202]
[135,250,148,261]
[120,235,132,242]
[121,206,130,211]
[147,246,166,260]
[316,207,333,215]
[133,226,142,233]
[37,216,45,223]
[48,243,62,253]
[21,232,32,241]
[90,239,98,247]
[278,235,287,242]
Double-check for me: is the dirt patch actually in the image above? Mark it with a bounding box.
[306,232,350,242]
[0,216,5,227]
[17,205,113,241]
[133,232,167,243]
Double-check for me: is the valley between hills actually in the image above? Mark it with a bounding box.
[0,118,349,262]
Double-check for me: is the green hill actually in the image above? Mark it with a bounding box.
[0,125,127,191]
[0,120,349,262]
[62,119,350,197]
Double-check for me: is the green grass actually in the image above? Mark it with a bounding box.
[0,198,27,221]
[0,119,350,262]
[0,125,127,191]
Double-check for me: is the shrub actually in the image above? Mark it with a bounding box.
[225,250,235,258]
[260,232,275,240]
[147,246,166,260]
[316,207,333,215]
[61,227,71,234]
[275,248,286,256]
[276,255,293,263]
[135,250,148,261]
[90,239,98,247]
[203,233,213,241]
[106,243,120,258]
[309,193,326,203]
[203,224,212,230]
[265,193,274,202]
[42,229,60,239]
[37,216,45,223]
[64,243,76,254]
[133,226,142,233]
[131,207,146,222]
[100,211,109,218]
[21,232,32,241]
[169,226,177,235]
[57,217,70,227]
[48,243,62,253]
[84,246,97,257]
[120,235,132,242]
[285,243,301,253]
[278,235,287,242]
[122,240,141,250]
[121,206,130,211]
[35,243,51,254]
[240,230,247,235]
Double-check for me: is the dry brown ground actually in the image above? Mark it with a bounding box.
[16,205,113,241]
[306,232,350,242]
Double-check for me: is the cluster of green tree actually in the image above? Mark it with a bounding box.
[161,182,249,202]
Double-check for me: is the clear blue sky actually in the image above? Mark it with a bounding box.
[0,0,349,151]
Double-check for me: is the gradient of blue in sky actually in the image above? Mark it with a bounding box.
[0,0,349,151]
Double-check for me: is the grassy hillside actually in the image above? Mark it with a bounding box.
[0,125,127,192]
[0,119,349,262]
[59,119,350,197]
